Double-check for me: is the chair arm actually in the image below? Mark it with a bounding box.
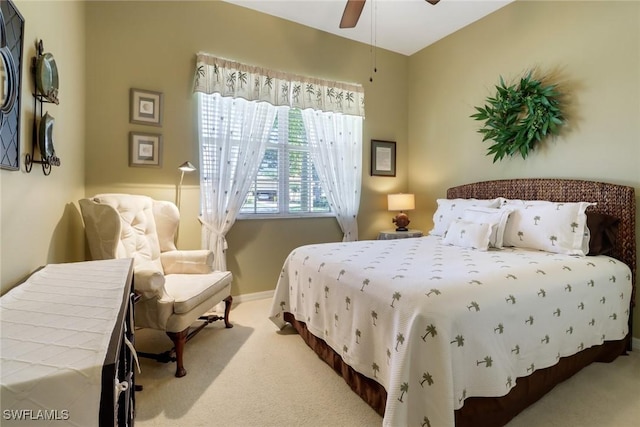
[161,250,214,274]
[134,267,167,299]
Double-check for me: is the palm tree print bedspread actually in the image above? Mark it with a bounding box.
[269,236,632,427]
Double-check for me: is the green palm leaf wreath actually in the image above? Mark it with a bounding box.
[471,71,564,162]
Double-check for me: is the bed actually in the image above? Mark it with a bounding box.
[268,178,636,427]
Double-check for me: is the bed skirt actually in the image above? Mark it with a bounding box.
[283,312,629,427]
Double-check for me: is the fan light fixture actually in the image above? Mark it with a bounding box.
[388,193,415,231]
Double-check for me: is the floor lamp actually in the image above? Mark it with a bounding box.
[177,161,196,210]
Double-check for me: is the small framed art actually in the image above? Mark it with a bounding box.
[129,132,162,167]
[130,88,163,126]
[371,139,396,177]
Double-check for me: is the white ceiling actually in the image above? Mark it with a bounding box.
[222,0,515,56]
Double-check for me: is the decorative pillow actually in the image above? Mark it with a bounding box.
[586,212,619,256]
[462,206,514,248]
[442,220,492,251]
[501,199,595,255]
[429,198,502,236]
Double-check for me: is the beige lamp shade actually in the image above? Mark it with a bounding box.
[388,193,415,211]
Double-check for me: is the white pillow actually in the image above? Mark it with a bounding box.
[430,198,502,236]
[442,219,492,251]
[462,206,514,248]
[501,199,595,255]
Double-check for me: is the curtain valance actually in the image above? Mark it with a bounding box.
[193,52,365,117]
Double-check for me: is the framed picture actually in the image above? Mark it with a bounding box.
[371,140,396,177]
[130,88,163,126]
[129,132,162,167]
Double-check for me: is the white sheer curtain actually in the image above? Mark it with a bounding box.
[301,109,363,241]
[198,93,276,270]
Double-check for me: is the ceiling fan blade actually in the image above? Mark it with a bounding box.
[340,0,366,29]
[426,0,440,4]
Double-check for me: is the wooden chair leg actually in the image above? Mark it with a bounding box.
[162,300,232,377]
[223,295,233,328]
[166,329,188,377]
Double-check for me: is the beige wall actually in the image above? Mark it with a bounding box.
[84,1,409,297]
[0,0,86,294]
[408,0,640,337]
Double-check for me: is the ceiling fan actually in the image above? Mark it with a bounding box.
[340,0,441,29]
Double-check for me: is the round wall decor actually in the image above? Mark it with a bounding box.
[471,71,564,163]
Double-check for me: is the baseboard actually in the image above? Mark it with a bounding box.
[633,337,640,351]
[234,290,274,304]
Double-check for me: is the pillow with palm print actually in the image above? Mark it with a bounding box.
[501,199,595,255]
[442,219,492,251]
[462,206,514,248]
[429,198,502,236]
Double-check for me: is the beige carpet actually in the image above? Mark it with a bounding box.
[134,298,640,427]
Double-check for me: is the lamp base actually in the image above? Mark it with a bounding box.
[392,212,411,232]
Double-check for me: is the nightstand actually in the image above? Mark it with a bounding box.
[378,229,423,240]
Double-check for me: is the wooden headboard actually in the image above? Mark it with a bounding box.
[447,179,636,309]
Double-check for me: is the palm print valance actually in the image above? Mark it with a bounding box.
[193,52,365,117]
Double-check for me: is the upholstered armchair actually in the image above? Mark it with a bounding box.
[79,194,233,377]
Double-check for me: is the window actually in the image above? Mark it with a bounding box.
[196,54,365,250]
[198,93,331,219]
[239,107,331,217]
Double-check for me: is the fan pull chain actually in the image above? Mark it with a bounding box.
[370,0,378,82]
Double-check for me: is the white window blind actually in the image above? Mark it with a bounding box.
[239,107,330,217]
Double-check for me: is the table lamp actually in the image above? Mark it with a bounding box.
[388,193,415,231]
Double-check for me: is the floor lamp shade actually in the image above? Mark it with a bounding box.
[179,161,196,172]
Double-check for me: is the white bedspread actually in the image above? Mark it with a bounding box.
[269,236,632,427]
[1,259,133,427]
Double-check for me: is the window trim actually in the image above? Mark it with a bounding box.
[236,211,335,221]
